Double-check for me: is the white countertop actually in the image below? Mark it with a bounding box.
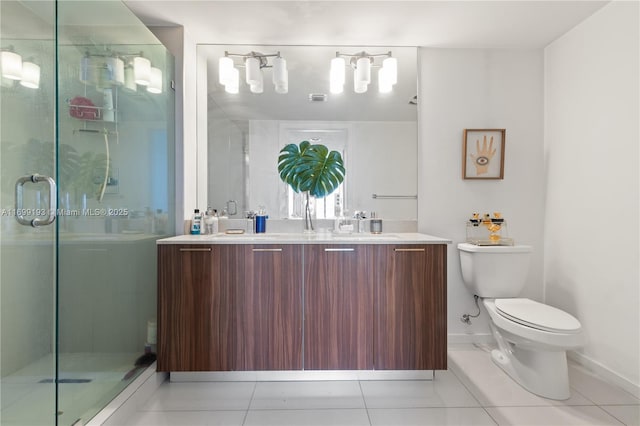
[157,232,451,245]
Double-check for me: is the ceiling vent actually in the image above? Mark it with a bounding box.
[308,93,328,102]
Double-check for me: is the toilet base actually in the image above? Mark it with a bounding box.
[490,324,571,400]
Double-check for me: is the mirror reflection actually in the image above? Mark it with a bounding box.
[199,44,417,220]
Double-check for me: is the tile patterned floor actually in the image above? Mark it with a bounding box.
[119,345,640,426]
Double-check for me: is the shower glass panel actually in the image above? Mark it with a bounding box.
[1,1,174,425]
[56,1,175,424]
[0,1,56,425]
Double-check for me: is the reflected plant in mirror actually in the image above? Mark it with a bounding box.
[200,44,417,220]
[278,140,345,232]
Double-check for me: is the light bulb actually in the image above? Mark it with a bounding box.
[218,56,234,86]
[224,67,239,94]
[1,51,22,80]
[330,57,345,94]
[107,56,125,85]
[354,69,367,93]
[382,57,397,85]
[378,67,392,93]
[356,57,371,85]
[245,57,261,85]
[133,56,151,85]
[249,71,263,93]
[19,61,40,89]
[124,65,136,92]
[272,56,287,86]
[147,67,162,94]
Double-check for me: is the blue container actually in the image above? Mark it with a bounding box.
[255,215,267,233]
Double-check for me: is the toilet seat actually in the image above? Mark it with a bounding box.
[495,298,582,334]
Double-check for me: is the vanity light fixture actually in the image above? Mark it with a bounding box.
[218,51,288,94]
[78,51,163,94]
[330,51,397,94]
[1,48,23,80]
[147,67,163,94]
[19,60,40,89]
[133,55,151,85]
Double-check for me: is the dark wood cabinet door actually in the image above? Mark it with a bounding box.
[374,244,447,370]
[304,245,374,370]
[157,245,235,371]
[236,245,303,370]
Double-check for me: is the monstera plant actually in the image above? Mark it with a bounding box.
[278,141,345,232]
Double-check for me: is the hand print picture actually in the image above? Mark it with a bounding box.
[463,129,505,179]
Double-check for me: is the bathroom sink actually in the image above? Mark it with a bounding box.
[328,233,402,241]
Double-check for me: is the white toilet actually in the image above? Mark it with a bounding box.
[457,243,584,400]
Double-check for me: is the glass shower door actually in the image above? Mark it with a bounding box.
[0,1,57,425]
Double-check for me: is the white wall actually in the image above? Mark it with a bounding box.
[544,1,639,395]
[418,48,545,340]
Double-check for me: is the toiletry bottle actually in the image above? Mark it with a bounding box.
[204,207,219,234]
[190,209,202,235]
[370,211,383,234]
[255,206,267,233]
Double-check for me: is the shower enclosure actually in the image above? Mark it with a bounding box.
[1,1,175,424]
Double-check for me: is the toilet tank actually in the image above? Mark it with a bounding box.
[457,243,532,298]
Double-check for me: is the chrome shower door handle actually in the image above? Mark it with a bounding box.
[15,174,57,227]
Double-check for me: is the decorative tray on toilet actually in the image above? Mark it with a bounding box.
[466,212,514,246]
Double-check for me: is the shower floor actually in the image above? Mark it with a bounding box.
[1,352,146,425]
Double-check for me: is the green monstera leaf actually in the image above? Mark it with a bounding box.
[278,141,345,198]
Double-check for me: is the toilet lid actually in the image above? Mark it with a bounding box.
[495,298,582,333]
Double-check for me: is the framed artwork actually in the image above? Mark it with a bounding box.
[462,129,505,179]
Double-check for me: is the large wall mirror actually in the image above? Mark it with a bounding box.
[197,44,417,220]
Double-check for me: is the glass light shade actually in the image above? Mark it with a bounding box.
[354,69,367,93]
[245,57,261,85]
[382,57,398,85]
[272,57,287,86]
[224,67,239,94]
[1,51,22,80]
[218,56,234,86]
[147,67,162,94]
[249,71,263,93]
[123,65,137,92]
[356,57,371,84]
[274,68,288,94]
[378,67,392,93]
[329,57,345,94]
[133,56,151,85]
[107,56,125,85]
[19,62,40,89]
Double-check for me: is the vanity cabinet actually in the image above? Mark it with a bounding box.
[157,245,235,371]
[158,239,447,372]
[373,244,447,370]
[304,244,373,370]
[236,245,303,370]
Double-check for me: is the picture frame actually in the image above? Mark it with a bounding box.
[462,129,506,179]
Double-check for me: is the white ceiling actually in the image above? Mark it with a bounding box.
[122,1,608,122]
[123,1,607,48]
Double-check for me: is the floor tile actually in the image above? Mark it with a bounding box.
[568,364,640,406]
[122,410,246,426]
[369,407,497,425]
[601,405,640,426]
[250,381,365,409]
[449,348,593,407]
[485,405,625,426]
[360,371,479,408]
[243,408,370,426]
[140,382,255,411]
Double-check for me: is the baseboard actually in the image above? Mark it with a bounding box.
[448,333,494,345]
[568,350,640,399]
[87,362,168,426]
